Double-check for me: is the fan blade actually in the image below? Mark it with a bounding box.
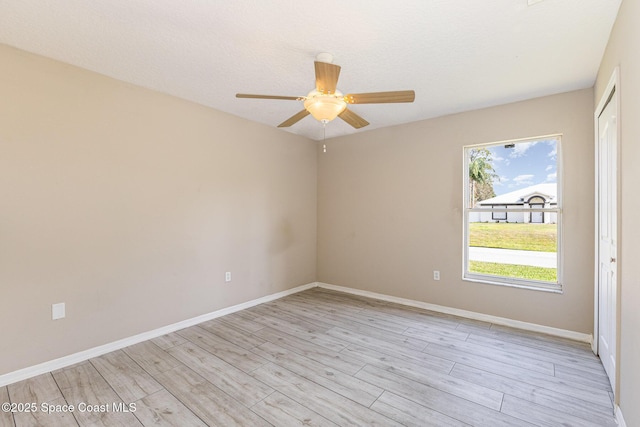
[236,94,300,100]
[278,110,310,127]
[338,108,369,129]
[344,90,415,104]
[314,61,341,94]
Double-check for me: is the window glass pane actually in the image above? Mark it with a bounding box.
[467,217,558,283]
[465,137,560,288]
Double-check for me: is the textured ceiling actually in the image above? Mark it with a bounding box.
[0,0,621,140]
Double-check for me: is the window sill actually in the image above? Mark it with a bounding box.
[463,274,563,294]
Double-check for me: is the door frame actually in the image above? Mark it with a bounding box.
[593,67,620,377]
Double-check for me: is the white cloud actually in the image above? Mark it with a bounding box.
[494,175,509,186]
[512,174,535,186]
[546,172,557,182]
[548,145,557,160]
[508,141,538,158]
[545,165,554,172]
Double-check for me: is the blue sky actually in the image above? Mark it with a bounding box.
[487,137,558,196]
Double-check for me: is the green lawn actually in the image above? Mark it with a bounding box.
[469,261,557,283]
[469,223,557,252]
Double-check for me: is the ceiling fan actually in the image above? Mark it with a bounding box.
[236,53,415,129]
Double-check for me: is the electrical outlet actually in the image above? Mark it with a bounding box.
[433,271,440,281]
[225,272,232,282]
[52,303,66,320]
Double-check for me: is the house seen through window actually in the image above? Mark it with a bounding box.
[464,135,561,291]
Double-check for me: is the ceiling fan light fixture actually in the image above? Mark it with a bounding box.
[303,89,347,123]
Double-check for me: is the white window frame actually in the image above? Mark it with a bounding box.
[463,134,563,293]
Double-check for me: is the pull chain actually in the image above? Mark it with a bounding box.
[322,121,327,153]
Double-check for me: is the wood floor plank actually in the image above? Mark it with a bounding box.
[501,394,610,427]
[166,342,273,406]
[403,323,470,341]
[155,365,271,427]
[325,311,409,334]
[199,318,266,350]
[342,346,503,410]
[133,389,207,427]
[251,341,383,407]
[335,332,456,369]
[407,328,556,375]
[257,327,366,375]
[370,391,471,427]
[270,305,413,344]
[424,343,613,408]
[304,289,379,309]
[8,374,78,427]
[218,311,266,334]
[52,363,142,426]
[0,387,14,427]
[465,333,605,374]
[150,332,188,351]
[326,316,430,348]
[368,302,465,330]
[123,341,183,377]
[285,302,410,337]
[342,300,471,336]
[356,306,442,330]
[90,350,163,403]
[251,391,338,427]
[178,326,268,373]
[284,295,360,317]
[483,324,598,358]
[333,322,429,351]
[253,314,349,352]
[450,363,616,425]
[326,327,428,355]
[14,397,79,427]
[253,303,338,331]
[355,365,534,427]
[251,363,402,427]
[341,343,454,375]
[7,373,62,404]
[554,363,613,390]
[272,297,351,322]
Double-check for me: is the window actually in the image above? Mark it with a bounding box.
[464,135,561,292]
[492,205,508,221]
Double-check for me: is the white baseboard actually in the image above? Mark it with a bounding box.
[615,405,627,427]
[0,282,318,388]
[317,282,592,344]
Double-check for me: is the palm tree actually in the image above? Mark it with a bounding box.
[469,148,497,207]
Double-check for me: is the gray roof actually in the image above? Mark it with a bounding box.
[478,183,557,205]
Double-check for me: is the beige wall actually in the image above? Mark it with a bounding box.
[595,0,640,424]
[0,44,317,375]
[318,88,594,333]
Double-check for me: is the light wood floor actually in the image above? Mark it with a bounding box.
[1,288,616,427]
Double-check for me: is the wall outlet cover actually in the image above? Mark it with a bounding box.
[52,303,66,320]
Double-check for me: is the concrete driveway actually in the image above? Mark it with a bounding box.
[468,247,556,268]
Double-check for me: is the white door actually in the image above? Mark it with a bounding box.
[530,206,544,223]
[597,89,617,390]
